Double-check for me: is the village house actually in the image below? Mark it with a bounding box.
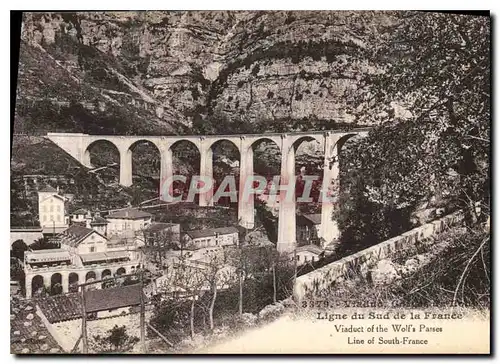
[142,222,180,247]
[295,244,325,265]
[106,208,152,237]
[24,225,142,299]
[31,284,150,353]
[296,213,322,246]
[38,185,69,235]
[70,208,92,224]
[58,225,108,255]
[68,208,109,236]
[89,216,109,236]
[183,226,240,251]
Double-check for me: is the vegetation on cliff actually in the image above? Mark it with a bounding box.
[335,12,490,252]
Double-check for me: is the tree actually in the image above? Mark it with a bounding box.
[156,251,206,339]
[30,237,60,250]
[91,325,139,353]
[198,250,236,331]
[140,228,180,267]
[148,296,191,344]
[10,257,24,283]
[11,240,28,261]
[337,12,490,247]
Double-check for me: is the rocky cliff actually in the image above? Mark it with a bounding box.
[15,11,393,136]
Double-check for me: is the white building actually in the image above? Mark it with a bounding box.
[295,244,324,265]
[59,225,108,254]
[183,226,240,250]
[38,185,69,234]
[24,225,142,299]
[296,214,322,246]
[89,216,109,236]
[70,208,92,223]
[106,208,152,237]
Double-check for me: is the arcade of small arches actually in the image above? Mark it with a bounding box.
[47,129,370,253]
[26,265,139,299]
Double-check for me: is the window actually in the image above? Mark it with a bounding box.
[57,215,61,222]
[43,215,47,222]
[56,205,60,212]
[42,205,47,212]
[50,215,54,221]
[90,246,95,253]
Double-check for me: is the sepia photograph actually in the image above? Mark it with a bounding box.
[9,10,490,354]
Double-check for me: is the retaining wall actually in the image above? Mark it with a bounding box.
[293,210,465,300]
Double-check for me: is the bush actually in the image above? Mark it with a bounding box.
[258,302,285,323]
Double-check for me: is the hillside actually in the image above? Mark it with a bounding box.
[11,11,396,226]
[15,11,394,136]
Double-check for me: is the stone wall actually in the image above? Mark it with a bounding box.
[293,210,465,300]
[10,230,44,247]
[36,307,152,353]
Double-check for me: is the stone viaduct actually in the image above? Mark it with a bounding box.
[47,129,370,253]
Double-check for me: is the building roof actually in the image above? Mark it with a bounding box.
[71,208,89,215]
[297,213,322,226]
[36,286,146,322]
[35,293,82,323]
[144,222,178,233]
[10,297,63,354]
[25,249,71,263]
[39,194,65,203]
[90,216,108,225]
[79,251,129,263]
[324,243,338,252]
[58,225,107,248]
[38,185,58,193]
[186,226,240,240]
[79,252,107,263]
[296,244,324,255]
[84,284,144,313]
[107,208,152,220]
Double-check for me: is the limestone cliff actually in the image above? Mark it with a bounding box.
[15,11,394,136]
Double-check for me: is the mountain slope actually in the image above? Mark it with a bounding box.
[15,11,394,136]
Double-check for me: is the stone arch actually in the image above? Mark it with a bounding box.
[249,137,282,179]
[169,139,201,156]
[101,269,112,279]
[127,139,162,184]
[31,275,45,297]
[207,139,241,207]
[249,136,283,153]
[116,267,126,276]
[50,273,63,296]
[205,138,241,155]
[101,269,113,289]
[169,140,202,202]
[329,133,361,159]
[291,135,323,153]
[293,136,324,176]
[83,139,121,169]
[68,273,79,293]
[85,271,97,282]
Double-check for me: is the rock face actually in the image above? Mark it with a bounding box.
[16,11,393,136]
